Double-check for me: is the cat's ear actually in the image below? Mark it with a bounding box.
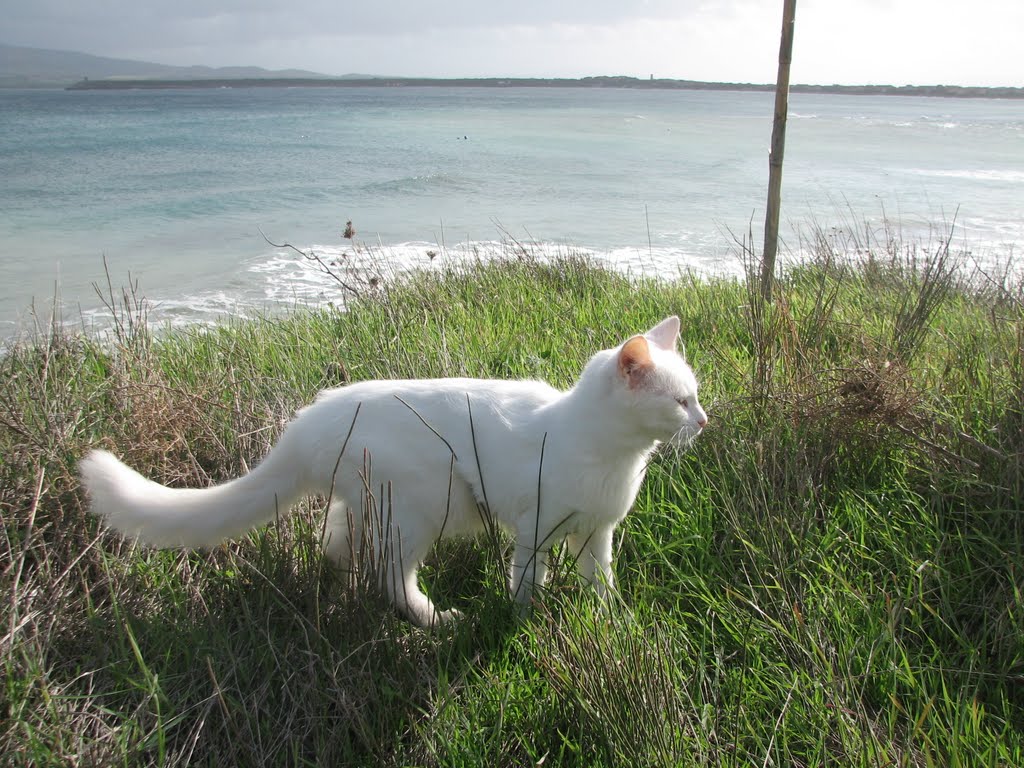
[618,335,654,388]
[645,316,680,352]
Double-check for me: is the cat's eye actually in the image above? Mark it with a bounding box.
[676,397,689,408]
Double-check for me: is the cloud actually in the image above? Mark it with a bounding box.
[3,0,1021,85]
[6,0,697,51]
[795,0,1024,86]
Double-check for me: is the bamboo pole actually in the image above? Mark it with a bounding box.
[760,0,797,302]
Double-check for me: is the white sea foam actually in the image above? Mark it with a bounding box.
[75,289,266,338]
[244,237,745,314]
[89,222,1017,337]
[233,240,693,323]
[907,168,1024,183]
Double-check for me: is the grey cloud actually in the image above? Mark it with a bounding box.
[5,0,700,55]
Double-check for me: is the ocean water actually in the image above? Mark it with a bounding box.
[1,86,1022,338]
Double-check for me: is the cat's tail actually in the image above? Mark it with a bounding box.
[80,438,310,549]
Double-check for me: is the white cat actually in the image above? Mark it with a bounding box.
[80,316,707,626]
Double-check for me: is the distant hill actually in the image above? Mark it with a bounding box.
[0,43,330,87]
[6,43,1021,99]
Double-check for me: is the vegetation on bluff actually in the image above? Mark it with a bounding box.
[2,231,1023,766]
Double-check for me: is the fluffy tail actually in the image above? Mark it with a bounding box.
[80,444,309,549]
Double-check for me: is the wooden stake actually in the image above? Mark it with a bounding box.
[760,0,797,302]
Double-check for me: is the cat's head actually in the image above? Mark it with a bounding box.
[612,316,707,445]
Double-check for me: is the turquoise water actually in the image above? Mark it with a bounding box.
[1,86,1022,336]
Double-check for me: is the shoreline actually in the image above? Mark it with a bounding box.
[65,75,1024,100]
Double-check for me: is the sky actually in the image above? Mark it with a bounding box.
[3,0,1022,87]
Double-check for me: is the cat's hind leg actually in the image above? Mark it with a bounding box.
[321,498,359,572]
[389,565,459,627]
[323,500,454,627]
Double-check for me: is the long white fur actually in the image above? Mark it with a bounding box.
[80,316,707,626]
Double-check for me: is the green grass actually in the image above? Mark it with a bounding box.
[2,237,1023,766]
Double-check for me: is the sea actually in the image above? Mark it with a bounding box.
[1,85,1022,339]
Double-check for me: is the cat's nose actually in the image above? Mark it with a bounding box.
[697,416,708,430]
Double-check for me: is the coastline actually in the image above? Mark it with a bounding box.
[65,74,1024,100]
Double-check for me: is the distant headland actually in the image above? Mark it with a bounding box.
[66,75,1024,100]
